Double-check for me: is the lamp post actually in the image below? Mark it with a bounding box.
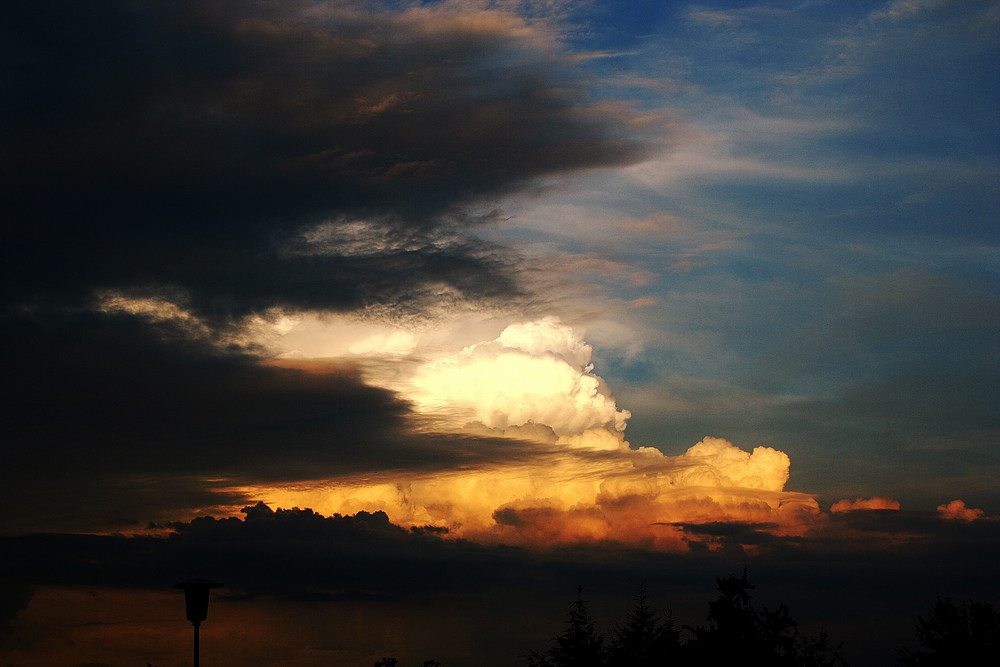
[172,578,223,667]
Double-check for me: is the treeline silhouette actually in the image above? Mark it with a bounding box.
[374,569,999,667]
[524,569,845,667]
[897,597,1000,665]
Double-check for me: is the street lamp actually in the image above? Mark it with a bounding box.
[172,578,223,667]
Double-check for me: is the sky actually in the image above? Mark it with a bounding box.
[1,1,998,665]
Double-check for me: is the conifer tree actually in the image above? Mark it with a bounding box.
[605,585,680,666]
[684,568,845,666]
[525,587,605,667]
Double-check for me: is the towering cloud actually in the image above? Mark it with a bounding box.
[247,318,818,549]
[0,0,657,535]
[409,317,630,441]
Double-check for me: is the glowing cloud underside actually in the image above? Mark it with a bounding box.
[247,318,819,549]
[830,497,901,512]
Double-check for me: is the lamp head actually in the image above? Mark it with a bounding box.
[172,579,223,626]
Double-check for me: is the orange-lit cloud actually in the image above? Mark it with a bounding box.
[236,318,820,550]
[235,437,819,551]
[830,497,902,512]
[937,499,986,521]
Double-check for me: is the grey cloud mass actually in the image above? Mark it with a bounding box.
[0,0,655,535]
[1,308,558,534]
[2,0,650,320]
[3,503,999,666]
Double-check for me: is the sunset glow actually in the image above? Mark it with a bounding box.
[236,318,846,549]
[4,1,998,665]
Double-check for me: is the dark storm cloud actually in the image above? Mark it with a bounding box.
[0,308,545,534]
[670,521,791,549]
[1,0,650,319]
[7,504,998,604]
[0,0,656,535]
[1,504,484,601]
[3,504,999,666]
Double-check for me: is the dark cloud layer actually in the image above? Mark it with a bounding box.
[0,308,538,534]
[2,0,649,320]
[2,504,999,666]
[1,0,654,535]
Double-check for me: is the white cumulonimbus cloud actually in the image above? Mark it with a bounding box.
[408,316,630,443]
[245,317,819,549]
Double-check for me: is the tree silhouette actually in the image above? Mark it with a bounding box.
[686,569,759,656]
[523,572,848,666]
[525,587,605,667]
[684,568,846,666]
[374,658,398,667]
[605,585,680,666]
[897,597,1000,665]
